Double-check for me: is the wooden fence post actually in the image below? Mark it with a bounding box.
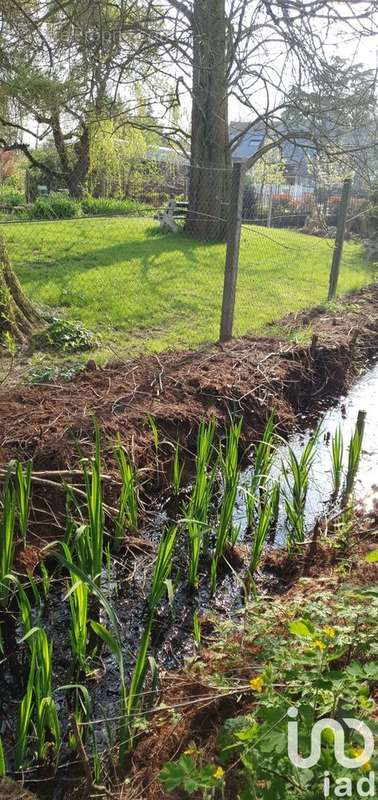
[327,178,352,301]
[219,160,246,342]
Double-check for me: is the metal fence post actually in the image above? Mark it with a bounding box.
[219,160,246,342]
[327,178,352,301]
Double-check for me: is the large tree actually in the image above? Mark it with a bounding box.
[165,0,378,240]
[0,235,41,350]
[0,0,165,197]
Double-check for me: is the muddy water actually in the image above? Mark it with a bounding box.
[235,361,378,545]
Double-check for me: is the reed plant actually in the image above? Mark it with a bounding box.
[0,480,16,607]
[61,543,89,671]
[81,425,104,586]
[186,421,216,587]
[331,426,344,495]
[172,443,184,496]
[14,647,35,769]
[246,412,276,528]
[210,420,242,592]
[16,627,61,767]
[114,443,138,551]
[249,492,276,577]
[283,428,319,550]
[15,460,32,547]
[0,737,5,777]
[193,610,201,646]
[148,415,160,483]
[344,411,366,499]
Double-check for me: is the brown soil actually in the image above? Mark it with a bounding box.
[0,286,377,481]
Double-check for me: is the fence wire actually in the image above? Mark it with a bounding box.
[0,162,376,375]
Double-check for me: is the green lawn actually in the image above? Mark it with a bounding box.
[1,216,373,362]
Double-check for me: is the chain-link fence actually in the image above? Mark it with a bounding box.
[0,158,375,368]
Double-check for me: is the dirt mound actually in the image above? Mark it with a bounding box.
[0,286,377,477]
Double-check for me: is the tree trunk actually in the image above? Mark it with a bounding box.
[52,115,90,199]
[185,0,231,241]
[0,236,41,348]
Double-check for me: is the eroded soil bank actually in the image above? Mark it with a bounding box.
[0,285,377,478]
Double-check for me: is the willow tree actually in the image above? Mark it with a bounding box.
[0,0,165,198]
[0,236,41,349]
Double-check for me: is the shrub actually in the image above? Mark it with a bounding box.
[30,193,82,220]
[81,196,148,217]
[33,319,97,352]
[0,188,25,207]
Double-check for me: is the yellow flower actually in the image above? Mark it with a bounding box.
[351,748,371,771]
[249,676,264,693]
[313,639,326,651]
[323,626,336,638]
[213,766,225,780]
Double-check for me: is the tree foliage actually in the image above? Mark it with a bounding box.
[0,0,166,197]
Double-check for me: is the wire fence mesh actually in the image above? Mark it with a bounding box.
[0,159,376,370]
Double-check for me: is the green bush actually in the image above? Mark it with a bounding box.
[81,196,148,217]
[0,188,25,207]
[33,319,97,352]
[31,193,82,220]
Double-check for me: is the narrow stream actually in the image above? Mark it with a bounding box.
[235,361,378,545]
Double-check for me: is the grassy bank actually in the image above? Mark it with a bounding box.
[1,216,372,365]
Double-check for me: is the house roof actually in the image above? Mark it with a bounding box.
[229,121,313,178]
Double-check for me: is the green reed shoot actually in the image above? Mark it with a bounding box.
[114,443,138,551]
[61,543,89,670]
[0,737,5,777]
[148,415,160,483]
[17,627,61,766]
[15,460,32,546]
[186,421,217,587]
[344,411,366,499]
[172,443,184,496]
[14,647,35,769]
[331,426,344,494]
[246,412,276,528]
[271,481,280,526]
[193,610,201,646]
[283,428,319,549]
[82,425,104,586]
[0,481,16,606]
[149,526,177,612]
[58,683,91,750]
[210,420,242,592]
[249,492,275,577]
